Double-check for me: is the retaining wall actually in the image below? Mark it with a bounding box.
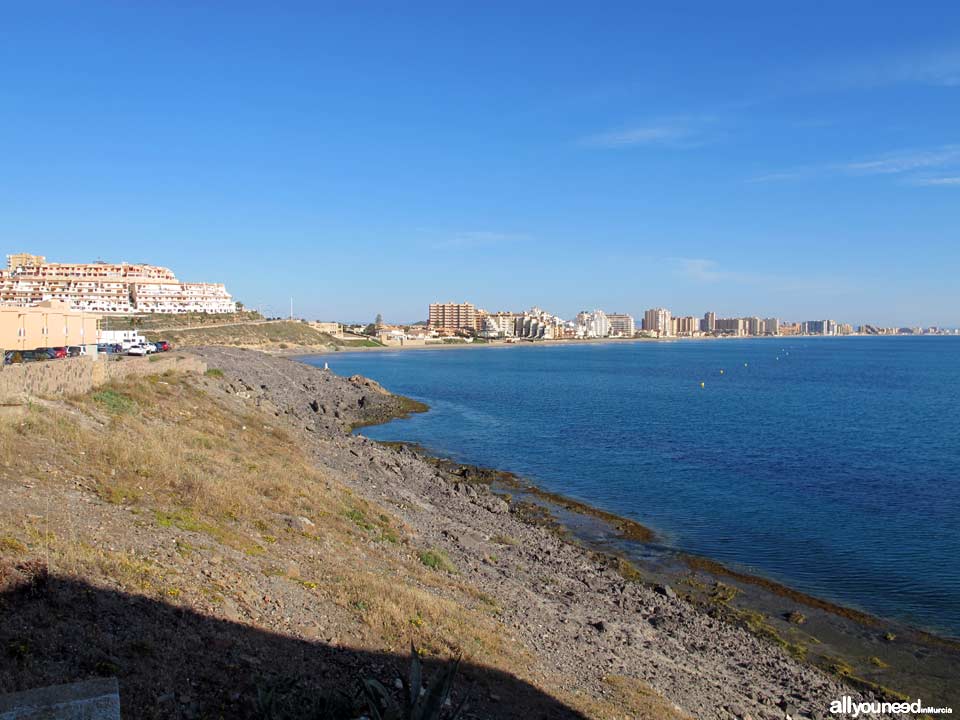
[0,353,206,401]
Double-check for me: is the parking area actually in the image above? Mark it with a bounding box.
[4,340,174,365]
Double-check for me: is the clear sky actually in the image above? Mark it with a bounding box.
[2,2,958,326]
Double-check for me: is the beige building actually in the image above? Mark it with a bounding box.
[428,302,477,331]
[672,315,700,336]
[607,313,635,337]
[310,321,342,335]
[643,308,672,336]
[0,300,101,351]
[1,253,235,314]
[716,317,747,335]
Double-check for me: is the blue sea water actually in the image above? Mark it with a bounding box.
[302,337,960,637]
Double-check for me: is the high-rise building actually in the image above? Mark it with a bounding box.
[0,253,235,314]
[607,313,635,337]
[576,309,611,338]
[643,308,672,336]
[802,320,832,335]
[428,302,477,331]
[716,317,747,335]
[673,315,699,336]
[701,311,716,333]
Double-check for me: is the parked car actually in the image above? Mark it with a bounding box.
[143,342,157,354]
[19,350,39,363]
[127,345,149,356]
[154,340,171,352]
[67,346,87,357]
[49,346,68,359]
[34,347,54,360]
[4,350,28,364]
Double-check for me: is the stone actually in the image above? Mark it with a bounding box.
[284,515,315,532]
[0,678,121,719]
[653,583,677,599]
[486,497,510,514]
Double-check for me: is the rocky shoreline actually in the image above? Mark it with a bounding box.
[401,445,960,705]
[188,347,957,718]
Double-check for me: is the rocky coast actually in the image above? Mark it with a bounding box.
[2,346,954,719]
[188,347,955,718]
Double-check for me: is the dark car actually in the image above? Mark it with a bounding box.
[67,346,85,357]
[19,350,39,362]
[4,350,26,364]
[33,347,54,360]
[154,340,171,352]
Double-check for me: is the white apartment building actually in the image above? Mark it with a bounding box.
[0,254,236,314]
[480,311,520,338]
[575,309,611,338]
[130,281,236,313]
[515,307,564,339]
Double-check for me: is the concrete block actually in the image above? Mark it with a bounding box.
[0,678,120,720]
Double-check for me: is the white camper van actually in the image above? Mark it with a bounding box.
[99,329,148,350]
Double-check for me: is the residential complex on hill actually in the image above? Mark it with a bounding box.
[0,253,236,314]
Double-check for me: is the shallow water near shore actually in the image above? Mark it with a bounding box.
[302,336,960,639]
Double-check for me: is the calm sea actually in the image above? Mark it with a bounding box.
[302,337,960,637]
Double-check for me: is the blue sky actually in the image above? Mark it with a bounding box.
[1,2,958,326]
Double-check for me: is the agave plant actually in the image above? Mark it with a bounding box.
[363,642,468,720]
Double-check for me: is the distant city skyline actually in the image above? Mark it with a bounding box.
[419,302,943,339]
[2,3,959,326]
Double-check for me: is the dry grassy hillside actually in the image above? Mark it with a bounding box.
[101,310,266,331]
[0,370,685,719]
[142,321,380,351]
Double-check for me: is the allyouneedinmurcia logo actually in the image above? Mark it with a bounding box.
[830,696,953,717]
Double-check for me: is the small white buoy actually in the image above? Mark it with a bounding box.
[324,362,329,370]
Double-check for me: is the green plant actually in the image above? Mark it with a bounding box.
[419,549,456,573]
[205,368,224,378]
[345,508,373,530]
[363,642,467,720]
[0,536,28,554]
[92,389,136,414]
